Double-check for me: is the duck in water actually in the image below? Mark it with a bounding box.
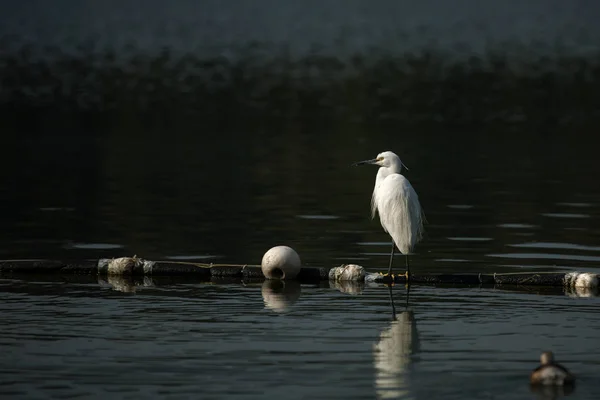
[530,351,575,386]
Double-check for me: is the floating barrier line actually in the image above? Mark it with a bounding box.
[0,259,597,292]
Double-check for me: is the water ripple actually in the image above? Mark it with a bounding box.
[541,213,591,219]
[1,278,599,399]
[487,252,600,262]
[509,242,600,252]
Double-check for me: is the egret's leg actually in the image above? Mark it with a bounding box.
[404,255,411,282]
[387,240,395,276]
[388,285,396,319]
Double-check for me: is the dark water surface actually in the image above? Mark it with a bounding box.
[1,277,599,400]
[2,2,600,399]
[2,128,600,273]
[1,128,600,399]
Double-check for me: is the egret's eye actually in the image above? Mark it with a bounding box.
[376,157,383,162]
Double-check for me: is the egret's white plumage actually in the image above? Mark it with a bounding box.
[354,151,425,278]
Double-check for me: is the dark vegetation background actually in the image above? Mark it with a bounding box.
[1,1,599,266]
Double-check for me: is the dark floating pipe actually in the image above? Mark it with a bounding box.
[0,259,597,296]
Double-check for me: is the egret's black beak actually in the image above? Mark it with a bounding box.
[352,158,378,167]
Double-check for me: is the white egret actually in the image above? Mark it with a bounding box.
[353,151,425,280]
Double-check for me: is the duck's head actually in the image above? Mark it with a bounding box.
[540,351,555,365]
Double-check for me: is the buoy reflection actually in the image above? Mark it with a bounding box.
[98,276,154,293]
[565,285,599,298]
[261,280,301,313]
[329,280,365,295]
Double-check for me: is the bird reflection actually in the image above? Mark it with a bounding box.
[373,285,419,400]
[261,280,301,313]
[530,384,575,400]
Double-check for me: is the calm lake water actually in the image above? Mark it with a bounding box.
[1,276,599,400]
[2,127,600,399]
[2,2,600,399]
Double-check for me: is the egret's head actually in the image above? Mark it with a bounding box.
[540,351,555,365]
[352,151,408,171]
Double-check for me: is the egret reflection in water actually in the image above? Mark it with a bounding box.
[373,285,419,399]
[261,279,301,313]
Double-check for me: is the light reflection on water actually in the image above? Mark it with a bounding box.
[0,276,599,399]
[487,253,600,262]
[509,242,600,252]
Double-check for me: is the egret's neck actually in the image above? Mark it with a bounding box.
[376,162,402,186]
[388,158,403,175]
[375,167,390,187]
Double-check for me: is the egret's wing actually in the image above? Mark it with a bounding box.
[371,167,391,220]
[371,183,379,219]
[376,174,424,253]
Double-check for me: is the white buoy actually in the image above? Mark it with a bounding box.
[106,256,137,275]
[328,264,366,282]
[564,272,599,289]
[564,272,599,298]
[261,245,302,280]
